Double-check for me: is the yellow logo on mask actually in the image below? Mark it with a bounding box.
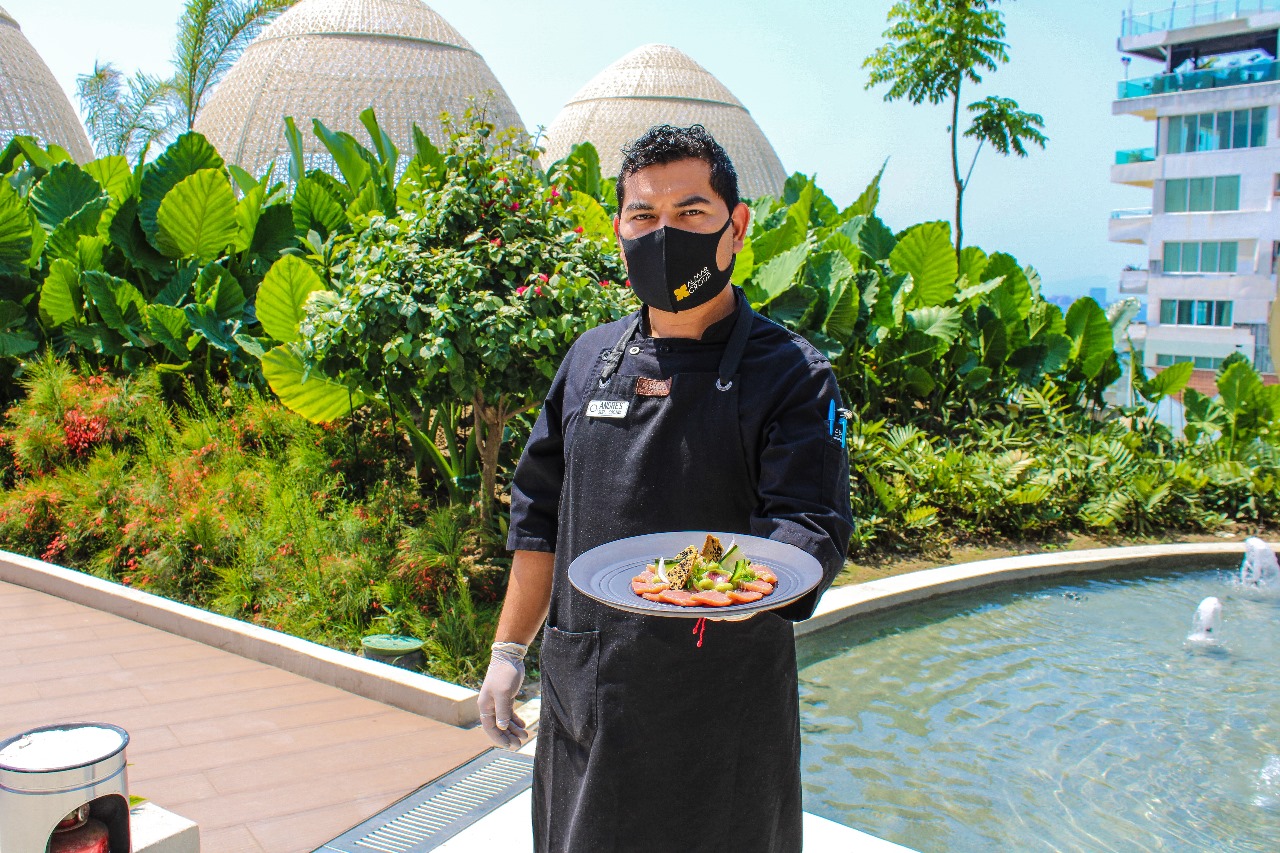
[673,285,691,301]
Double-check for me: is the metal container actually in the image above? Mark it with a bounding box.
[0,723,132,853]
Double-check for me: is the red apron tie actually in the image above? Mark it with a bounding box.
[692,617,707,648]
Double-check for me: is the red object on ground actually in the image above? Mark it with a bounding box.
[49,818,110,853]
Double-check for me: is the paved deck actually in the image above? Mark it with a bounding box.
[0,579,490,852]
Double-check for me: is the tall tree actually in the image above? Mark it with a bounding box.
[77,0,296,157]
[864,0,1046,253]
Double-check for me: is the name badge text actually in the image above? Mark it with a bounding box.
[586,400,629,419]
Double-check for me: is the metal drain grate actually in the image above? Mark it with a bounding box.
[314,749,534,853]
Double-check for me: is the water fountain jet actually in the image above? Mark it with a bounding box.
[1187,596,1222,644]
[1240,538,1280,588]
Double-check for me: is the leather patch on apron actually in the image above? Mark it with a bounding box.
[635,377,672,397]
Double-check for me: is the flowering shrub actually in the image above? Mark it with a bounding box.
[298,112,635,521]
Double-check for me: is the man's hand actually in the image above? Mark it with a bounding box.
[478,642,530,750]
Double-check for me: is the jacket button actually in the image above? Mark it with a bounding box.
[628,346,641,354]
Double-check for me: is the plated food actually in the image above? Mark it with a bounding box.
[630,534,778,607]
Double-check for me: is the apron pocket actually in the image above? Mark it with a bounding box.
[540,626,600,745]
[822,439,849,502]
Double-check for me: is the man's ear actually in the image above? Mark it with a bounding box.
[730,202,750,253]
[613,216,628,271]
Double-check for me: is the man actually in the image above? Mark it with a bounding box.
[478,124,853,852]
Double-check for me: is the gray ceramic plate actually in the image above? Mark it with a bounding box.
[567,531,823,618]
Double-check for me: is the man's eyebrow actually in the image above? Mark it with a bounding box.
[675,195,713,208]
[624,200,655,212]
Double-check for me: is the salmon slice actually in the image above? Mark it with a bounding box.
[633,570,657,583]
[641,592,665,602]
[632,581,671,595]
[740,580,774,595]
[690,590,734,607]
[753,567,778,584]
[728,589,763,603]
[658,589,698,606]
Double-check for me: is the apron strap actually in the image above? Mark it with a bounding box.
[599,312,643,386]
[715,291,754,391]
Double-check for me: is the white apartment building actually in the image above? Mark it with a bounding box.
[1111,0,1280,379]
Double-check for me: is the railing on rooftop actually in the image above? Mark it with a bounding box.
[1116,146,1157,164]
[1117,57,1279,98]
[1111,207,1154,218]
[1122,0,1280,37]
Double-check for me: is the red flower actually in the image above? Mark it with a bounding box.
[538,274,549,283]
[623,279,632,288]
[534,286,543,296]
[574,226,584,234]
[490,237,502,246]
[516,285,528,296]
[509,201,521,212]
[550,188,561,199]
[599,280,610,287]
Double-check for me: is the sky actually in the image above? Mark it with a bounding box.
[6,0,1160,298]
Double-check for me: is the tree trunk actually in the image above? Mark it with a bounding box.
[951,80,964,256]
[473,391,504,526]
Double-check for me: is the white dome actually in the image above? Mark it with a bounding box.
[194,0,525,176]
[542,44,786,199]
[0,6,93,162]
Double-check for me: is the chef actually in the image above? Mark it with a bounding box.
[478,124,853,852]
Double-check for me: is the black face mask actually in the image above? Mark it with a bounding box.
[620,217,735,313]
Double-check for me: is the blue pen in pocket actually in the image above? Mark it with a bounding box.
[827,399,836,439]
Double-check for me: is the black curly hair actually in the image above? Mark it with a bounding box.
[616,124,740,213]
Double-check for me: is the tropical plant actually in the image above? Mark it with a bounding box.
[76,0,296,155]
[863,0,1047,252]
[0,130,297,392]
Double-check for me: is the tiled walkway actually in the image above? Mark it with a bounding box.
[0,580,490,852]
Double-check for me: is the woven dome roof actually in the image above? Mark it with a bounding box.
[0,6,92,162]
[194,0,524,177]
[541,44,786,200]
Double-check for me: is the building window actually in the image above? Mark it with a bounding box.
[1164,176,1240,212]
[1159,299,1233,326]
[1161,241,1238,273]
[1167,108,1268,154]
[1156,353,1228,370]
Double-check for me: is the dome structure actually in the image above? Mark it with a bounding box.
[195,0,525,177]
[541,44,786,200]
[0,7,92,162]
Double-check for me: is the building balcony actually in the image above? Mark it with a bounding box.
[1120,267,1151,294]
[1117,58,1279,99]
[1109,208,1153,244]
[1112,148,1158,186]
[1122,0,1280,37]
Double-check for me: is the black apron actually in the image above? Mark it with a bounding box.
[533,297,803,853]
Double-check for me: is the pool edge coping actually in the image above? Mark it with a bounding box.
[797,541,1250,637]
[0,549,480,727]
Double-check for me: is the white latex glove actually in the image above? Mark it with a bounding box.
[477,642,529,750]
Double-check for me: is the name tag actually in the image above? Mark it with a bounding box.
[586,400,629,419]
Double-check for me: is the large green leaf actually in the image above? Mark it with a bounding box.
[0,300,36,356]
[746,241,808,307]
[890,221,957,308]
[359,107,399,175]
[194,263,246,322]
[46,197,109,262]
[251,203,297,259]
[258,255,327,342]
[29,163,103,231]
[1217,360,1263,415]
[907,306,963,343]
[284,117,307,184]
[0,182,33,270]
[39,258,83,327]
[262,344,362,423]
[108,196,170,277]
[957,246,988,285]
[292,177,348,238]
[1141,361,1193,402]
[155,169,240,261]
[183,303,237,352]
[568,191,612,245]
[730,235,754,285]
[1064,298,1114,379]
[139,132,224,247]
[233,184,265,253]
[857,215,896,261]
[769,284,819,329]
[83,156,132,202]
[751,189,809,265]
[824,277,859,342]
[312,119,373,196]
[839,160,885,221]
[145,303,191,359]
[83,271,147,346]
